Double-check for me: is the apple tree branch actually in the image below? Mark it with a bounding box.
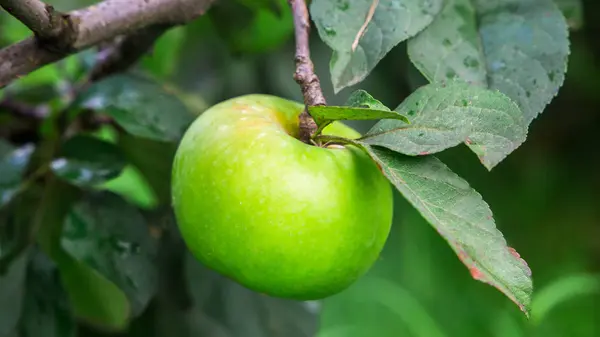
[0,0,215,88]
[288,0,324,143]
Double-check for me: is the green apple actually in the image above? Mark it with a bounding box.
[172,94,393,300]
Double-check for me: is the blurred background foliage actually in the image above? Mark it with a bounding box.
[0,0,599,336]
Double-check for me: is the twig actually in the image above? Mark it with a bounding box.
[0,0,215,88]
[0,0,69,41]
[89,25,171,82]
[288,0,324,143]
[0,99,49,119]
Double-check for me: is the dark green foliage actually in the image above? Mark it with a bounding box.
[0,0,597,336]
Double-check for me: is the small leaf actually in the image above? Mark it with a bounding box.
[50,136,126,187]
[61,192,158,317]
[309,106,408,125]
[345,89,391,110]
[0,252,28,336]
[362,82,527,169]
[186,254,319,337]
[361,145,533,315]
[19,250,76,337]
[310,0,444,92]
[0,141,35,208]
[76,74,194,142]
[309,90,408,125]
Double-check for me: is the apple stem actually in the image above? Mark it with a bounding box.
[288,0,324,144]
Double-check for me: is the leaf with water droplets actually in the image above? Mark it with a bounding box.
[361,145,533,315]
[408,0,569,127]
[0,141,35,208]
[76,74,194,142]
[310,0,444,92]
[61,192,158,316]
[51,136,126,188]
[408,0,487,86]
[361,82,527,169]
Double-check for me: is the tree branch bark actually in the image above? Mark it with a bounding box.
[0,0,215,88]
[288,0,324,143]
[0,0,69,41]
[89,25,171,82]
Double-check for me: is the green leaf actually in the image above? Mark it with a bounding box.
[362,145,533,315]
[50,135,126,187]
[408,0,569,125]
[0,252,28,337]
[310,0,444,92]
[531,273,600,324]
[98,165,159,210]
[117,133,178,205]
[309,107,408,125]
[19,250,76,337]
[58,255,130,331]
[76,74,194,142]
[407,0,487,86]
[185,254,319,337]
[61,192,159,317]
[309,89,409,125]
[0,141,35,208]
[362,82,527,169]
[346,89,391,111]
[32,178,130,331]
[554,0,583,30]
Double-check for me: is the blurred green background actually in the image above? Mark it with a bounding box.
[1,0,599,336]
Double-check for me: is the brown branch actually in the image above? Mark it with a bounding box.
[0,0,70,41]
[0,0,215,88]
[288,0,324,143]
[89,25,171,82]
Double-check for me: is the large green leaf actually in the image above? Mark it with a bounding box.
[362,82,526,169]
[408,0,569,125]
[61,192,158,317]
[33,178,130,331]
[0,141,35,208]
[50,135,126,188]
[361,145,533,315]
[0,252,28,337]
[311,0,443,92]
[19,251,76,337]
[76,74,194,142]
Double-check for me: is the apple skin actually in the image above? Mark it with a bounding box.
[172,94,393,300]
